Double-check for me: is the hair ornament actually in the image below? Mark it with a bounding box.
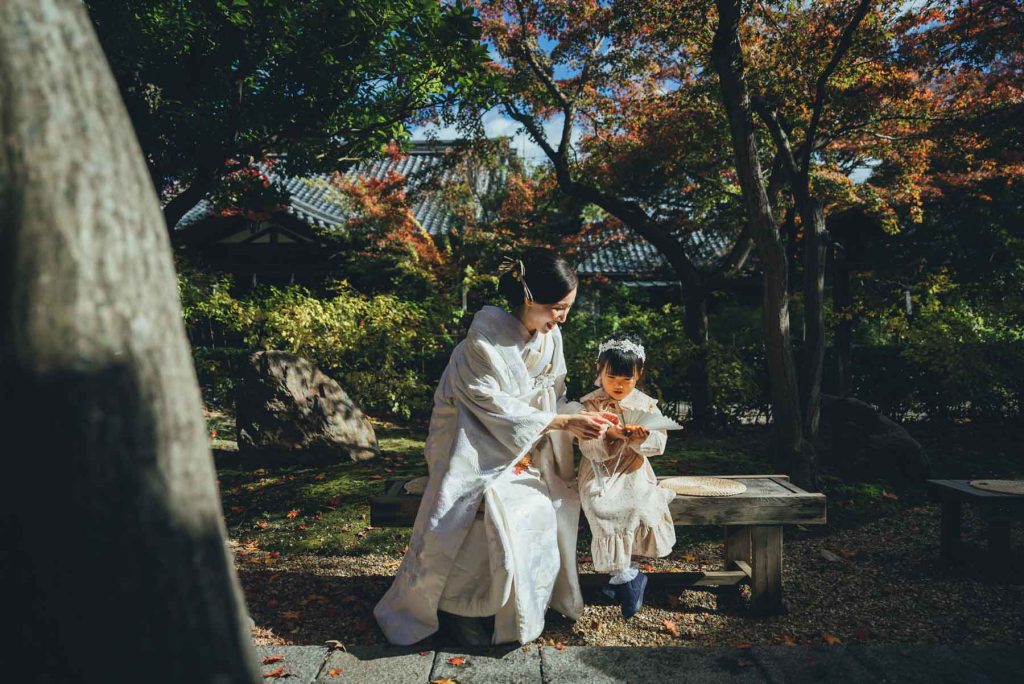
[598,338,646,362]
[498,255,534,302]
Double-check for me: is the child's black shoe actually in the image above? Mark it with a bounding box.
[609,572,647,619]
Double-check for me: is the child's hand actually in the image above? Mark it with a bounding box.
[605,425,626,441]
[621,425,650,441]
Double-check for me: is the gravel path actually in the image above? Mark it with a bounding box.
[240,504,1023,649]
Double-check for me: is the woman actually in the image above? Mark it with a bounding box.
[374,248,615,646]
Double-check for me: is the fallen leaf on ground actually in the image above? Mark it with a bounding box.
[882,490,899,501]
[261,655,284,664]
[326,495,342,509]
[682,552,697,562]
[735,642,753,649]
[314,473,327,481]
[431,679,457,684]
[779,634,797,646]
[823,632,842,646]
[554,642,566,650]
[522,646,531,652]
[279,610,301,620]
[419,651,429,656]
[327,669,343,677]
[448,656,466,666]
[256,521,270,529]
[263,667,287,678]
[287,509,300,519]
[640,564,655,572]
[662,620,680,638]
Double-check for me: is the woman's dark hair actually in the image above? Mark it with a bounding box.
[596,331,645,379]
[498,247,578,308]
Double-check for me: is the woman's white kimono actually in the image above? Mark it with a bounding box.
[374,305,583,646]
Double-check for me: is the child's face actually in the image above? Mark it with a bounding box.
[599,366,641,402]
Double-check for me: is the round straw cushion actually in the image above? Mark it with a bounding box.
[967,479,1024,496]
[659,476,747,496]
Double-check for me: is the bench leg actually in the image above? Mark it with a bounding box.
[749,525,783,616]
[717,525,751,611]
[939,501,962,561]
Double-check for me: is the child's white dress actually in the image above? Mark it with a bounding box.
[578,388,677,573]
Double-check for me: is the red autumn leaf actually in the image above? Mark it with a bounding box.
[823,632,842,646]
[662,619,680,638]
[401,545,409,555]
[882,490,899,501]
[230,506,245,514]
[735,642,753,649]
[269,551,280,559]
[261,655,284,665]
[640,564,655,572]
[419,651,429,656]
[256,520,270,529]
[521,645,531,653]
[327,669,343,677]
[287,509,300,519]
[263,667,286,678]
[554,642,566,650]
[210,428,218,438]
[326,495,342,509]
[447,656,466,666]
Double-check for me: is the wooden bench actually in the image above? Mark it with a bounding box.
[927,479,1024,581]
[370,474,826,615]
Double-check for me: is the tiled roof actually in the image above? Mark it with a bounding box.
[174,141,500,236]
[173,140,731,279]
[575,228,733,277]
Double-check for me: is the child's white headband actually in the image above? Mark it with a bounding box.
[598,339,645,362]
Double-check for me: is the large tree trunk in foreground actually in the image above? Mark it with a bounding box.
[711,0,817,489]
[0,2,260,682]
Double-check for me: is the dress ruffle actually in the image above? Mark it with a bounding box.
[590,505,677,574]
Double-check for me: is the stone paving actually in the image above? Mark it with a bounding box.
[255,643,1024,683]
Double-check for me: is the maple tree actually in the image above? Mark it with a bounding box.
[461,0,756,427]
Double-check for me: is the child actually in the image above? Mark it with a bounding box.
[577,333,677,618]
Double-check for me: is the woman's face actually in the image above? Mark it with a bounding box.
[599,365,641,402]
[519,287,577,334]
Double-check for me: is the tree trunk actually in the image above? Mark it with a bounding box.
[797,194,827,440]
[711,0,816,489]
[0,2,260,682]
[832,247,854,397]
[682,289,714,428]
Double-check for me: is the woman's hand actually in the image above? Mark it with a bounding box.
[551,411,616,440]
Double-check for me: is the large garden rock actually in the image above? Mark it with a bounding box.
[235,351,378,464]
[818,394,929,482]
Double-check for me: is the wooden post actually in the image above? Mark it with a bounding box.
[939,501,962,561]
[718,525,752,610]
[750,525,783,615]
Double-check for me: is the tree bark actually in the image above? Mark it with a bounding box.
[0,2,260,682]
[797,193,828,439]
[711,0,816,488]
[682,289,713,427]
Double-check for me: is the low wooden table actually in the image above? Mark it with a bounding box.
[370,474,826,615]
[927,479,1024,579]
